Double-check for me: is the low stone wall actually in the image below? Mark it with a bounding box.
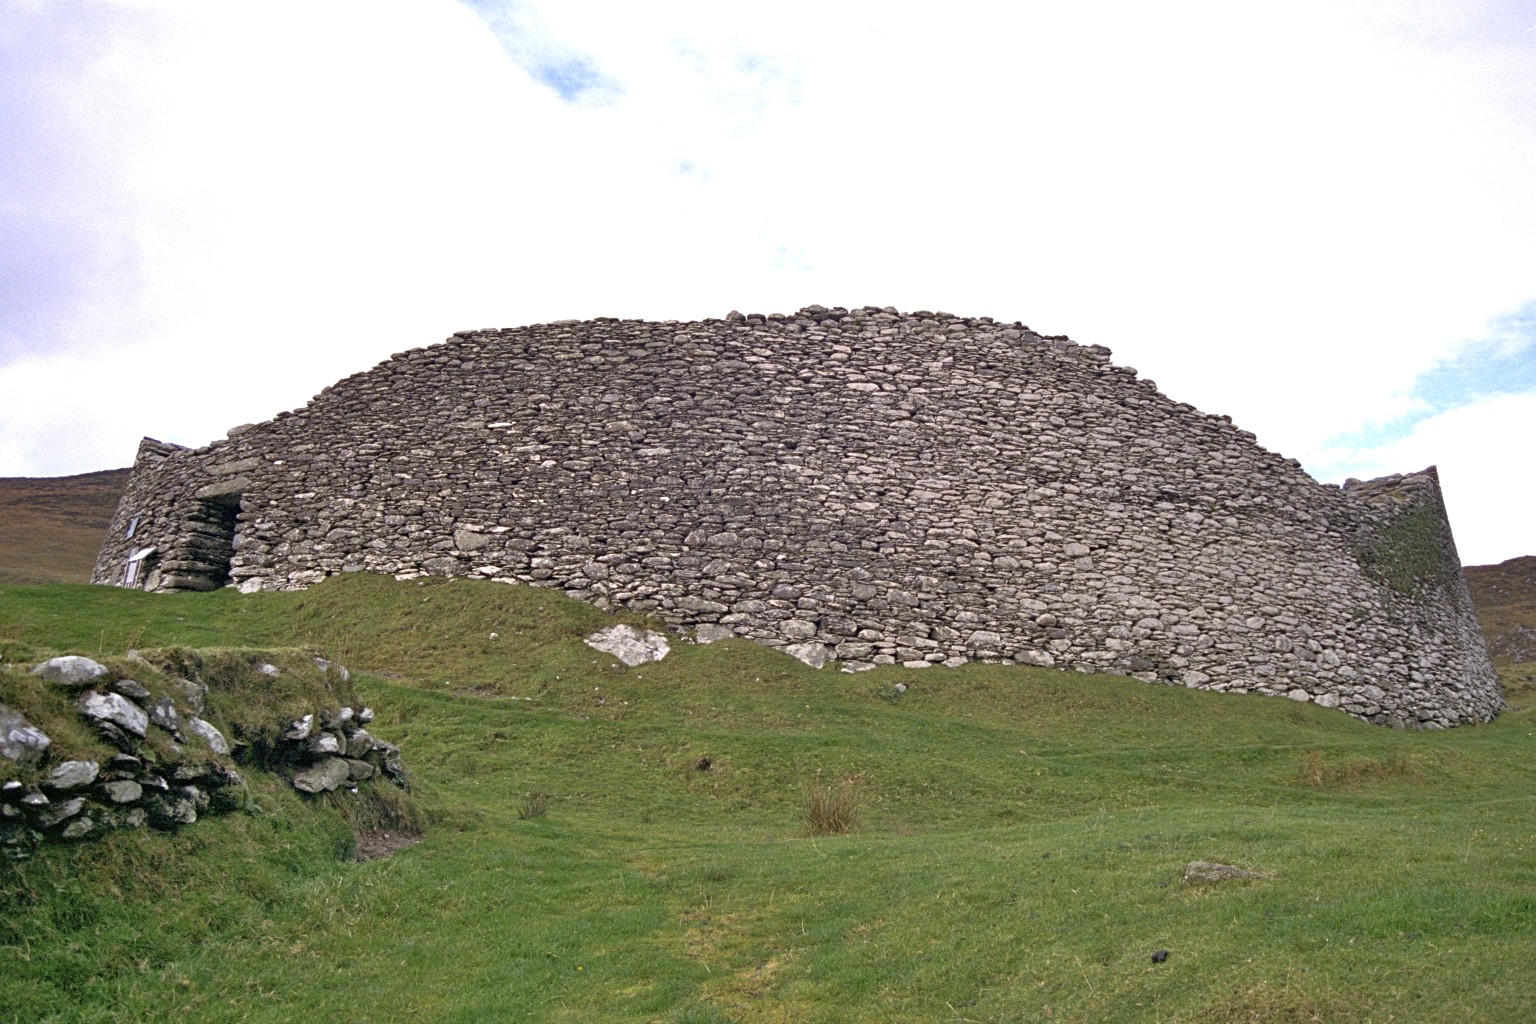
[93,306,1501,727]
[2,654,408,861]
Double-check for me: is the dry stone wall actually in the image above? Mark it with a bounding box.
[2,653,409,861]
[94,306,1501,727]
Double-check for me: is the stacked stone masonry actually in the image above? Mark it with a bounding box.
[2,654,410,860]
[94,306,1502,727]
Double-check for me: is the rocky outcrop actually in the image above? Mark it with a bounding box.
[93,306,1501,727]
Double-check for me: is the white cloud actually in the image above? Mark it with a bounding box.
[1315,391,1536,566]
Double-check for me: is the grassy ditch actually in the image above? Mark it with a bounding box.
[2,575,1535,1022]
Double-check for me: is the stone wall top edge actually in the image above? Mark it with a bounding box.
[134,437,190,462]
[195,306,1067,446]
[424,309,1322,473]
[1341,466,1444,506]
[169,309,1385,507]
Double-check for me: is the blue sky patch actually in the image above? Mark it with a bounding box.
[1318,298,1536,459]
[1415,302,1536,407]
[459,0,621,104]
[523,52,612,102]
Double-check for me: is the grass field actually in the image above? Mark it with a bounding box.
[3,574,1535,1023]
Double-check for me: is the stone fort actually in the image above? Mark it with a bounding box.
[94,305,1502,728]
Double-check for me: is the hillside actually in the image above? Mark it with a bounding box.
[3,574,1536,1022]
[0,468,130,584]
[1465,556,1536,662]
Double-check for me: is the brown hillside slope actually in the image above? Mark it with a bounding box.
[1465,556,1536,662]
[0,468,130,584]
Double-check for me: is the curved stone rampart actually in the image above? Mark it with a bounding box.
[93,306,1501,727]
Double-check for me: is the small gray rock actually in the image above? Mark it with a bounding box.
[694,624,736,644]
[371,741,408,786]
[345,758,376,781]
[95,721,135,749]
[180,784,209,812]
[283,714,314,741]
[146,792,198,828]
[102,779,143,804]
[1182,861,1270,884]
[148,696,181,733]
[584,624,671,666]
[292,758,352,794]
[968,630,1004,650]
[0,704,51,767]
[105,753,142,775]
[207,765,242,789]
[43,760,100,792]
[78,691,149,738]
[33,796,86,829]
[453,528,490,552]
[782,620,818,641]
[185,717,230,755]
[30,656,108,687]
[784,642,831,669]
[345,729,375,757]
[307,731,343,756]
[675,595,728,614]
[59,815,101,841]
[110,679,152,701]
[171,763,206,783]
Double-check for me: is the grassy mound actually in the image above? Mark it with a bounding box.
[3,575,1534,1022]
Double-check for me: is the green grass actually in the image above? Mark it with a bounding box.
[3,575,1535,1022]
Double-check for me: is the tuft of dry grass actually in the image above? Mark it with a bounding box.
[1293,747,1424,788]
[517,791,552,819]
[805,776,860,834]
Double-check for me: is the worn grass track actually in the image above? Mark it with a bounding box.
[3,575,1534,1022]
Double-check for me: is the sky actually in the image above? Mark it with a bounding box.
[1,0,1532,565]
